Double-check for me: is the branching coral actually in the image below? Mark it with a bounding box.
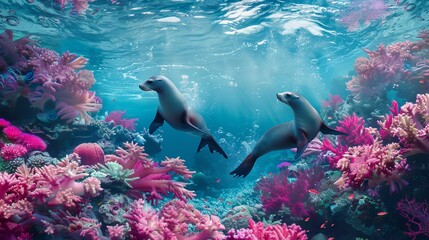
[105,142,195,204]
[378,94,429,156]
[397,198,429,240]
[225,219,307,240]
[124,198,225,240]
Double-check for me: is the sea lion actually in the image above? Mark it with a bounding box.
[230,91,346,177]
[139,75,228,159]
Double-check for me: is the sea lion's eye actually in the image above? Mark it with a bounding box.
[147,80,154,84]
[285,93,291,98]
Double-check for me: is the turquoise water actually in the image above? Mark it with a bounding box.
[1,0,429,239]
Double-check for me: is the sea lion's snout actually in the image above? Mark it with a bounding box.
[139,83,151,91]
[276,93,288,105]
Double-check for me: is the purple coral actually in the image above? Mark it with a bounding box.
[397,198,429,240]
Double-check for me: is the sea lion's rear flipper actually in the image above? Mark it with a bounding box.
[320,122,347,135]
[295,130,308,160]
[230,154,256,178]
[149,109,165,134]
[197,136,228,159]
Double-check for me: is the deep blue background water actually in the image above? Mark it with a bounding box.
[1,0,428,179]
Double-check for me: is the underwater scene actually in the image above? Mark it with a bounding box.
[0,0,429,239]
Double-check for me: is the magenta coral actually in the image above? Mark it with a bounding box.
[249,219,307,240]
[105,142,195,204]
[105,110,138,131]
[255,168,323,217]
[0,144,28,161]
[124,198,225,240]
[2,125,23,141]
[16,133,47,152]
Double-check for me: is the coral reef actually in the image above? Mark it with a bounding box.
[0,30,101,125]
[105,142,195,204]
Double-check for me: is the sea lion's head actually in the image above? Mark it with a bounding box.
[139,75,170,93]
[276,91,301,107]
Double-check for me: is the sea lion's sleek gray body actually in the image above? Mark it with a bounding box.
[139,75,228,158]
[230,92,346,177]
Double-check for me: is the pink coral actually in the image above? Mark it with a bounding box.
[124,198,225,240]
[0,144,28,161]
[224,219,307,240]
[105,142,195,204]
[73,143,105,166]
[107,224,125,240]
[322,94,343,110]
[378,94,429,156]
[334,140,408,190]
[105,110,138,131]
[31,154,102,207]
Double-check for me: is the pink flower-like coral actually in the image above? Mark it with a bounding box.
[105,142,195,204]
[124,198,225,240]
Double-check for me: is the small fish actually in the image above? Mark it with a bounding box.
[320,223,326,229]
[304,217,310,222]
[216,179,221,183]
[308,189,319,194]
[348,193,354,200]
[227,201,232,205]
[420,80,425,84]
[331,223,335,227]
[377,211,388,216]
[328,238,334,240]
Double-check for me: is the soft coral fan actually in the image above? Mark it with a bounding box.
[105,142,195,204]
[0,30,101,124]
[379,94,429,156]
[105,110,139,131]
[397,198,429,240]
[124,198,225,240]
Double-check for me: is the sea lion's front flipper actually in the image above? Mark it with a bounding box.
[294,130,308,160]
[149,109,165,134]
[320,122,347,135]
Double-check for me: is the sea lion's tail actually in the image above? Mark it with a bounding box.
[230,154,257,178]
[197,136,228,159]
